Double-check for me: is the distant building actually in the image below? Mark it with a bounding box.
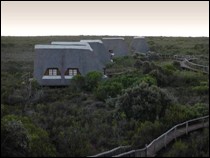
[102,37,129,58]
[34,44,103,86]
[80,40,111,65]
[130,36,149,54]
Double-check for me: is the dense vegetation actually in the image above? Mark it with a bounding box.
[1,36,209,157]
[158,129,209,157]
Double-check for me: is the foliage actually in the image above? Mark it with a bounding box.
[133,75,157,86]
[84,71,103,91]
[95,81,123,101]
[1,36,209,157]
[70,75,86,92]
[1,116,29,157]
[164,140,189,157]
[162,103,208,128]
[162,64,177,75]
[132,121,163,148]
[1,115,56,157]
[191,85,209,95]
[163,129,209,157]
[116,82,174,121]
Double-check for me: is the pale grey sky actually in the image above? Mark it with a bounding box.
[1,1,209,37]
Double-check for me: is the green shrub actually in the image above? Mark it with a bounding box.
[164,140,189,157]
[173,60,181,70]
[191,85,209,95]
[132,121,163,148]
[95,81,123,101]
[134,75,157,86]
[134,60,143,69]
[1,115,56,157]
[162,103,208,128]
[116,82,173,121]
[70,75,85,92]
[149,68,170,86]
[85,71,103,91]
[162,64,177,75]
[1,115,29,157]
[172,71,205,87]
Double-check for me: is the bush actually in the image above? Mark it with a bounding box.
[70,75,85,92]
[191,85,209,95]
[173,61,181,70]
[85,71,103,91]
[162,103,208,128]
[1,116,29,157]
[142,61,153,74]
[116,82,174,121]
[162,64,177,75]
[1,115,56,157]
[173,71,205,87]
[134,60,143,69]
[95,81,123,101]
[164,140,189,157]
[149,68,170,86]
[133,75,157,86]
[132,121,163,148]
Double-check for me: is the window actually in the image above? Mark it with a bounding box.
[42,68,61,79]
[49,68,57,76]
[69,69,78,76]
[64,68,80,79]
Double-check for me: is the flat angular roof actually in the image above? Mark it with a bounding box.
[35,44,93,51]
[51,41,87,46]
[134,36,145,39]
[80,40,103,43]
[102,37,125,40]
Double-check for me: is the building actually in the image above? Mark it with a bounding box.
[34,44,104,86]
[80,40,111,65]
[130,36,149,54]
[102,37,129,58]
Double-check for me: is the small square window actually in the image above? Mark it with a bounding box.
[68,69,77,76]
[49,69,53,76]
[48,69,57,76]
[53,69,57,76]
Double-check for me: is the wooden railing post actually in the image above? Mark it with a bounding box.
[164,134,167,148]
[145,144,148,157]
[186,121,188,135]
[154,141,156,153]
[174,127,177,141]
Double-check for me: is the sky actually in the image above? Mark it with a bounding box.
[1,1,209,37]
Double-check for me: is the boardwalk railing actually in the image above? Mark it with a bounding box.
[88,145,131,157]
[90,115,209,157]
[158,54,209,74]
[184,59,209,73]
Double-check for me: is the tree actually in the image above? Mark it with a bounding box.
[116,82,173,121]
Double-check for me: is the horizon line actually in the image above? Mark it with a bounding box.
[1,35,209,38]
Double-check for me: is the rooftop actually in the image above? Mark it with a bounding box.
[102,37,125,40]
[35,44,93,51]
[80,40,103,43]
[134,36,145,39]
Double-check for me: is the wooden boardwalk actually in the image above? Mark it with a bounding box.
[89,115,209,157]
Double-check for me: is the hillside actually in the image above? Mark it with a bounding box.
[1,36,209,157]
